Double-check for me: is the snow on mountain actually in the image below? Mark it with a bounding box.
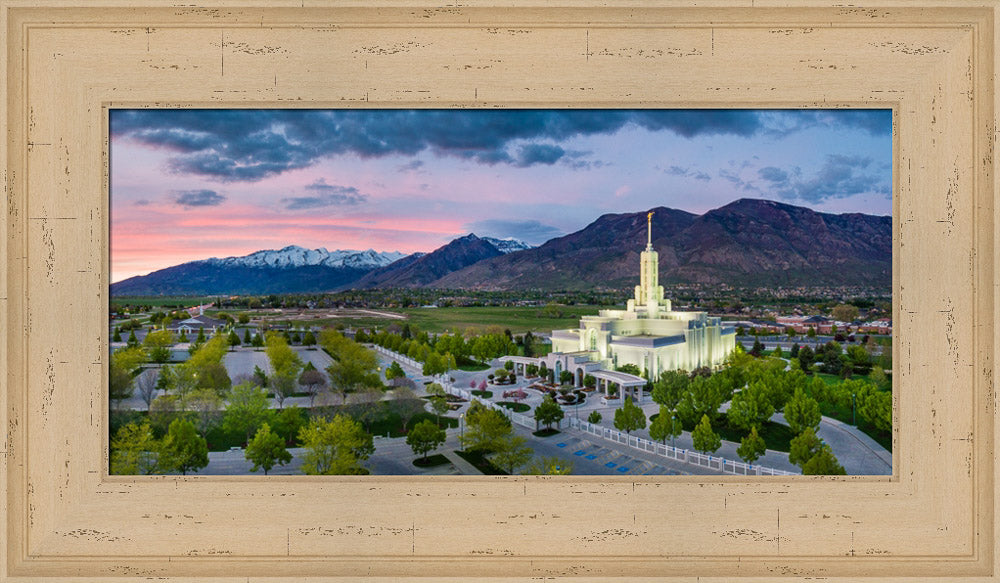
[482,237,533,254]
[202,245,407,270]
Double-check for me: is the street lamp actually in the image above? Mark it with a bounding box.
[852,392,856,426]
[671,413,678,449]
[460,413,465,441]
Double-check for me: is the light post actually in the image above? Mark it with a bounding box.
[671,413,678,449]
[852,393,856,426]
[460,413,465,442]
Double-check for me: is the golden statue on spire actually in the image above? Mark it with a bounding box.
[647,211,654,223]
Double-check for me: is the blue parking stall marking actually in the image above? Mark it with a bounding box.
[616,466,629,473]
[573,450,586,456]
[556,443,567,448]
[585,454,597,460]
[604,462,617,468]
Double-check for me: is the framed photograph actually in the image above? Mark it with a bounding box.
[2,1,996,580]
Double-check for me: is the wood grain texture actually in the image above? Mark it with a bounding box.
[0,1,996,580]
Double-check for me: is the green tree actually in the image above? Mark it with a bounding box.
[652,370,689,409]
[559,370,573,385]
[425,383,450,425]
[676,375,728,426]
[223,382,271,444]
[460,408,512,453]
[227,330,241,348]
[302,331,317,346]
[238,313,250,325]
[613,396,647,435]
[801,444,847,475]
[127,329,139,348]
[160,418,208,475]
[533,394,564,430]
[737,426,766,464]
[112,327,122,342]
[491,435,533,474]
[298,415,374,475]
[297,368,327,409]
[648,406,681,445]
[831,304,860,324]
[325,340,381,404]
[270,405,307,444]
[783,386,822,435]
[389,385,425,433]
[587,411,602,424]
[726,381,774,432]
[691,414,721,454]
[143,330,176,364]
[266,333,304,409]
[148,394,190,436]
[181,387,224,436]
[385,361,406,382]
[857,389,892,432]
[243,329,252,344]
[244,423,292,475]
[110,421,162,475]
[406,419,446,461]
[797,345,815,372]
[788,427,824,469]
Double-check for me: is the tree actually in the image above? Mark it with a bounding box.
[298,415,374,475]
[245,423,292,475]
[788,427,824,468]
[737,426,766,464]
[238,313,250,325]
[676,375,728,426]
[491,435,533,474]
[127,329,139,348]
[613,396,647,435]
[798,345,815,372]
[302,331,317,346]
[726,381,774,432]
[110,421,162,475]
[652,370,689,409]
[297,368,328,409]
[801,444,847,475]
[143,330,175,364]
[385,361,406,382]
[135,368,159,409]
[691,414,721,454]
[523,456,573,475]
[460,408,512,453]
[790,343,800,358]
[148,394,189,436]
[532,394,565,431]
[783,386,822,435]
[857,389,892,432]
[266,333,304,409]
[270,405,306,444]
[243,329,253,344]
[182,388,224,436]
[406,419,446,461]
[113,328,122,342]
[223,382,271,444]
[807,327,816,339]
[389,385,425,433]
[227,330,241,348]
[425,383,450,425]
[559,370,573,385]
[648,406,681,445]
[160,418,208,475]
[587,411,602,424]
[325,340,381,404]
[831,304,859,324]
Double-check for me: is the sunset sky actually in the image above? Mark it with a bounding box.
[110,109,892,283]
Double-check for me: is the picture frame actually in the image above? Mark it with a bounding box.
[1,1,995,580]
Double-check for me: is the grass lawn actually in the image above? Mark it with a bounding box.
[470,390,493,398]
[495,401,530,413]
[394,305,616,334]
[814,372,874,386]
[456,356,490,371]
[533,428,560,437]
[455,449,507,475]
[412,454,451,468]
[112,296,218,309]
[714,419,798,453]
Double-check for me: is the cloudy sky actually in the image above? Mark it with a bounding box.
[110,109,892,282]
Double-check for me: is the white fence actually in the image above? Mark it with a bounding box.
[566,417,796,476]
[437,380,539,431]
[370,344,422,370]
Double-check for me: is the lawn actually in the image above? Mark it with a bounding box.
[495,401,530,413]
[393,305,617,334]
[412,453,451,468]
[655,413,797,453]
[112,296,218,309]
[814,372,874,386]
[470,390,493,399]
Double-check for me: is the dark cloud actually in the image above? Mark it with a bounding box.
[133,199,151,206]
[281,179,367,210]
[718,169,761,194]
[397,160,424,172]
[111,109,890,182]
[173,189,225,208]
[757,155,889,203]
[464,218,564,245]
[516,143,565,166]
[665,165,711,182]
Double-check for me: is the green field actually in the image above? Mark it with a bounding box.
[391,305,615,334]
[112,296,218,309]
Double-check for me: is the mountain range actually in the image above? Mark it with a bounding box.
[110,199,891,296]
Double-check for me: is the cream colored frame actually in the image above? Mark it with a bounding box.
[1,1,996,580]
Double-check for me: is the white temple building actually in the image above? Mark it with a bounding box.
[503,211,735,403]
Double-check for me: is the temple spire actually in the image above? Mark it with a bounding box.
[646,211,654,248]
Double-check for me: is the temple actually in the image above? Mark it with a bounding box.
[503,211,736,403]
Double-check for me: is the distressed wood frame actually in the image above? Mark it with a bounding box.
[1,1,997,580]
